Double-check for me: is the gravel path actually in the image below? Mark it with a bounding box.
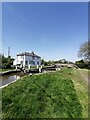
[78,68,89,82]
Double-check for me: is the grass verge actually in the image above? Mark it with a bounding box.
[2,68,88,118]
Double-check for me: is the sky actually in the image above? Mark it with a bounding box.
[2,2,88,62]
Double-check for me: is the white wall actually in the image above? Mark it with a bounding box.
[13,59,17,66]
[13,56,24,66]
[25,56,41,66]
[34,57,41,66]
[13,55,41,66]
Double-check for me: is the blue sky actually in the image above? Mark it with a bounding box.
[2,2,88,62]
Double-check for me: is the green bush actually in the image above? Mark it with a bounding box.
[75,60,90,69]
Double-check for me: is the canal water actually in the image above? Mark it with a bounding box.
[0,67,56,88]
[0,72,26,87]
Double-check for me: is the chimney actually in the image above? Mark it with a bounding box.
[31,51,34,55]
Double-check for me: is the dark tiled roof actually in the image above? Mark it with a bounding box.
[17,52,41,58]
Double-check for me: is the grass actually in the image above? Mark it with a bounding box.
[69,68,88,118]
[0,68,15,72]
[2,68,88,118]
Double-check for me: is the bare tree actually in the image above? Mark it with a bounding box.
[78,41,90,61]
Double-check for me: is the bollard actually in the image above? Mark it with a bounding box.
[39,68,42,73]
[28,64,31,70]
[56,68,57,71]
[16,66,18,70]
[29,73,32,76]
[37,65,39,69]
[58,68,61,70]
[24,69,26,74]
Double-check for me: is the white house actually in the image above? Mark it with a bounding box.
[13,51,41,67]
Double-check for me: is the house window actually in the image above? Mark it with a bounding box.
[32,56,35,60]
[29,61,31,64]
[25,61,28,65]
[31,61,35,65]
[33,61,35,65]
[37,61,39,65]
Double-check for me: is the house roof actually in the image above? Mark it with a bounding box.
[17,52,41,58]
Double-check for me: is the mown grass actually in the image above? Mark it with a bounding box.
[0,68,15,72]
[68,68,88,118]
[2,68,88,118]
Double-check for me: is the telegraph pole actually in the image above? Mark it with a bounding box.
[8,46,10,58]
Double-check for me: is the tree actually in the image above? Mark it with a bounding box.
[41,59,45,65]
[44,61,48,66]
[75,60,89,69]
[78,41,90,61]
[0,54,14,69]
[47,60,52,65]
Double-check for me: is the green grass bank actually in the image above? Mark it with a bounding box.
[2,68,88,118]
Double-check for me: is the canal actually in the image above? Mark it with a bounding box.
[0,67,56,88]
[0,72,26,87]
